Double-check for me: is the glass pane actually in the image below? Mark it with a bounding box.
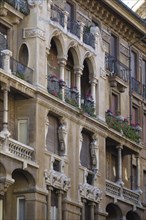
[18,119,28,145]
[17,198,25,220]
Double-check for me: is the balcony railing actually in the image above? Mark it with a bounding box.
[81,96,95,117]
[105,53,129,82]
[106,180,141,206]
[4,0,30,15]
[83,27,95,49]
[10,57,33,84]
[131,77,141,95]
[8,138,34,161]
[51,5,64,27]
[47,75,62,99]
[106,111,141,143]
[67,21,80,39]
[65,86,79,107]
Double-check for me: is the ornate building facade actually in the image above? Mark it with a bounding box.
[0,0,146,220]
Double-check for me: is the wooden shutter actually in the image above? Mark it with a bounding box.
[132,107,138,124]
[143,171,146,203]
[0,100,3,131]
[131,51,137,78]
[46,115,59,154]
[110,34,117,58]
[80,131,91,169]
[132,165,137,190]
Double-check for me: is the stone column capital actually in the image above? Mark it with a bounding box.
[116,145,123,150]
[57,57,67,66]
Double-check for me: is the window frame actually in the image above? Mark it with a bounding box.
[17,196,25,220]
[17,118,29,145]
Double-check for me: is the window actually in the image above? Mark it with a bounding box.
[53,159,60,172]
[19,44,29,67]
[51,191,58,220]
[111,93,118,115]
[132,165,137,190]
[46,114,59,155]
[132,106,138,125]
[143,171,146,204]
[0,199,3,220]
[110,34,117,58]
[65,1,74,22]
[111,154,117,182]
[142,59,146,85]
[17,197,25,220]
[143,113,146,144]
[131,51,137,79]
[0,23,8,51]
[80,130,92,170]
[18,119,28,145]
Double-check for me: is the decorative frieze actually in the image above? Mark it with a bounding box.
[23,28,45,40]
[44,169,71,192]
[79,183,102,203]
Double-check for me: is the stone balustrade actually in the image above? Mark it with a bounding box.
[106,180,121,197]
[8,138,34,161]
[106,180,141,206]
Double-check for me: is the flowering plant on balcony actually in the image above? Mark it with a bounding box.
[85,94,94,103]
[105,111,140,143]
[71,86,78,93]
[131,123,142,132]
[59,79,66,87]
[106,109,113,116]
[50,74,59,82]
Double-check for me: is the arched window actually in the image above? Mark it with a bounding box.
[19,44,29,66]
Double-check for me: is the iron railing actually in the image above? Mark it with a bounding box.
[10,57,33,84]
[67,21,80,39]
[83,27,95,49]
[142,84,146,99]
[51,5,64,27]
[105,53,129,82]
[3,0,30,15]
[131,77,141,95]
[81,96,95,117]
[65,87,79,107]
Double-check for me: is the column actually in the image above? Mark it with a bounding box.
[57,190,64,220]
[81,199,86,220]
[0,84,10,138]
[79,22,85,42]
[47,187,53,220]
[89,202,95,220]
[64,11,69,31]
[116,145,124,186]
[1,49,12,74]
[135,154,142,194]
[58,58,66,101]
[47,0,53,19]
[74,67,83,107]
[90,78,97,114]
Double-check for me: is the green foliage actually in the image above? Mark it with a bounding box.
[106,114,140,143]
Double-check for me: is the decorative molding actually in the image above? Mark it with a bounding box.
[0,176,15,195]
[79,183,102,203]
[28,0,43,7]
[23,28,45,40]
[44,169,71,192]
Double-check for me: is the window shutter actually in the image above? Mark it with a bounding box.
[80,131,91,169]
[46,115,59,154]
[143,114,146,144]
[0,100,3,131]
[111,93,118,115]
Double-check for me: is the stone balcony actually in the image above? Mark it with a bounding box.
[106,180,142,207]
[0,136,35,164]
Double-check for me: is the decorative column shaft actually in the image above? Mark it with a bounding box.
[79,22,85,42]
[0,85,10,138]
[81,199,86,220]
[1,49,12,74]
[116,145,124,186]
[74,67,83,107]
[58,59,66,101]
[90,78,97,114]
[47,187,53,220]
[89,202,95,220]
[135,154,142,194]
[64,11,69,31]
[57,190,64,220]
[47,0,53,19]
